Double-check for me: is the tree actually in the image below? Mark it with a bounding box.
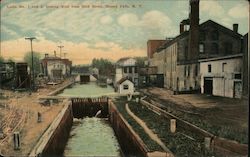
[135,57,147,67]
[23,52,41,76]
[91,58,115,77]
[0,56,4,64]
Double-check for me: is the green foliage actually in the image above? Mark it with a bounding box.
[91,58,115,76]
[134,57,147,67]
[0,56,4,63]
[23,52,41,76]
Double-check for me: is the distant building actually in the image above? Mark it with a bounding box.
[149,0,243,94]
[40,53,72,81]
[114,57,138,87]
[199,54,243,98]
[117,77,134,94]
[147,40,166,59]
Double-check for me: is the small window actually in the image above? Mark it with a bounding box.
[187,66,190,77]
[184,66,187,76]
[222,63,227,72]
[200,31,206,41]
[194,65,198,76]
[224,42,232,54]
[124,67,127,73]
[134,67,137,73]
[199,43,205,53]
[129,67,132,73]
[123,84,129,90]
[211,43,218,54]
[208,64,212,73]
[234,74,241,79]
[211,30,219,40]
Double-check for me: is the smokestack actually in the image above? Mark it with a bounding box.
[233,24,238,33]
[180,22,184,34]
[188,0,200,60]
[54,51,56,57]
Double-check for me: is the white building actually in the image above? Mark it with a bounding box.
[41,54,72,81]
[199,54,243,98]
[115,57,138,88]
[117,77,135,94]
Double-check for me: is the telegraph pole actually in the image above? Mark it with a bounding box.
[58,45,64,58]
[25,37,36,91]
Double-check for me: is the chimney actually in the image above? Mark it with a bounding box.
[188,0,200,60]
[233,24,238,33]
[180,22,184,34]
[45,53,48,58]
[54,51,57,57]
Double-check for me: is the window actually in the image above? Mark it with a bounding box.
[129,67,132,73]
[134,67,137,73]
[222,63,227,72]
[184,66,187,76]
[208,64,212,73]
[211,43,218,54]
[185,46,188,59]
[200,31,206,41]
[211,30,219,40]
[187,66,190,77]
[224,42,232,54]
[124,67,127,73]
[123,84,129,90]
[199,43,205,53]
[194,65,198,76]
[234,74,242,79]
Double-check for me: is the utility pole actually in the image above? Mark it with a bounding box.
[58,45,64,59]
[25,37,36,91]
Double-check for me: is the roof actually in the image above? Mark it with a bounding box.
[116,57,131,64]
[155,19,243,53]
[199,53,243,62]
[117,77,133,84]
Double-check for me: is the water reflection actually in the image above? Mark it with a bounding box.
[64,117,121,157]
[58,82,115,97]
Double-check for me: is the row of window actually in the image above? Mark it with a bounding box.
[123,67,137,73]
[184,65,198,77]
[207,62,227,73]
[199,42,232,54]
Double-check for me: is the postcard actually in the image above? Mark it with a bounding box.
[0,0,249,157]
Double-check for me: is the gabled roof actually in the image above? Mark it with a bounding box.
[116,57,132,64]
[155,19,243,53]
[117,77,133,84]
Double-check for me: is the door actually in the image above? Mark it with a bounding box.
[204,77,213,95]
[234,81,242,98]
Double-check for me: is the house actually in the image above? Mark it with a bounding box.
[40,53,72,81]
[149,0,243,94]
[114,57,139,87]
[199,54,243,98]
[117,77,134,94]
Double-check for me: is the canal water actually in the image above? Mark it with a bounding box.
[64,118,121,157]
[58,82,115,98]
[61,82,121,156]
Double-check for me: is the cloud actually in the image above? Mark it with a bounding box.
[200,0,225,18]
[100,15,113,24]
[117,13,139,27]
[228,4,248,19]
[1,38,146,64]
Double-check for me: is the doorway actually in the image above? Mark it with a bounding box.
[204,77,213,95]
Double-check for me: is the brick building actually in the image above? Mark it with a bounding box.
[149,0,243,93]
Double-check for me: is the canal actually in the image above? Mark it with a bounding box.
[58,82,115,98]
[59,82,121,157]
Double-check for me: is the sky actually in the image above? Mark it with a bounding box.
[0,0,249,65]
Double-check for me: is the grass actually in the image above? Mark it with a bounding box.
[112,96,163,151]
[113,96,215,157]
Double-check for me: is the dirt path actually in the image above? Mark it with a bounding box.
[0,79,72,156]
